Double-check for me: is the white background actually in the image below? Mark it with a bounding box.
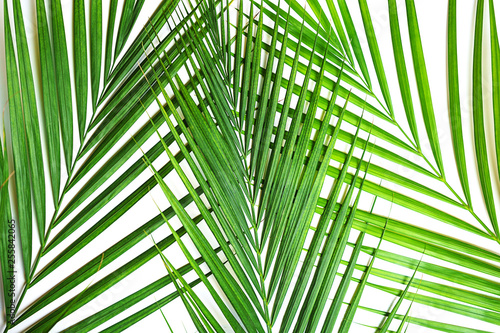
[1,0,500,332]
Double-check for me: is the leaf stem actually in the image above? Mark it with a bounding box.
[369,85,494,239]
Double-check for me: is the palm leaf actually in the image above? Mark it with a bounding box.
[1,0,500,332]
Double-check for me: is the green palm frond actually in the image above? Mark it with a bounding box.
[1,0,500,332]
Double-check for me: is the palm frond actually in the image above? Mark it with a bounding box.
[1,0,500,332]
